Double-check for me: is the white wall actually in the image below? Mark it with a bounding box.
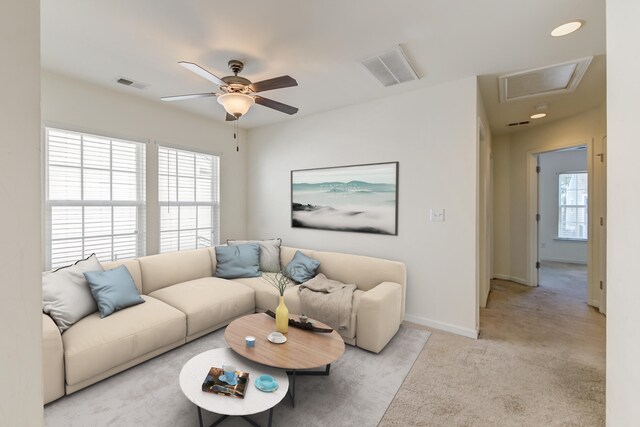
[538,149,588,264]
[492,134,511,281]
[246,77,479,338]
[0,0,43,424]
[606,0,640,424]
[477,86,493,310]
[41,71,248,257]
[492,107,605,286]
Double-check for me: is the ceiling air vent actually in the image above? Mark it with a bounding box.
[360,46,419,87]
[507,121,530,128]
[115,76,148,90]
[498,57,592,103]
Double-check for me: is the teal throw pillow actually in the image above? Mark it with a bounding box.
[284,250,321,283]
[215,243,261,279]
[83,265,144,318]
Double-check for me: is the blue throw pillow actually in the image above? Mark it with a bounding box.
[83,265,144,318]
[284,250,321,283]
[215,243,261,279]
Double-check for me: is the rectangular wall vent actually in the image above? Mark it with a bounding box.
[507,121,530,127]
[115,76,148,90]
[498,57,592,103]
[360,46,419,87]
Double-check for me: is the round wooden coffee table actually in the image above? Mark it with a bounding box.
[224,313,345,406]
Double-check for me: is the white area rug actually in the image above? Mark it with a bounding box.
[45,326,429,427]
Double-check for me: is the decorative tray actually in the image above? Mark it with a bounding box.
[264,310,333,333]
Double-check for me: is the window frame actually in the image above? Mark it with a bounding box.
[44,126,147,270]
[556,170,588,241]
[157,144,220,253]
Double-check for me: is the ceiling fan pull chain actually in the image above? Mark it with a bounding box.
[235,118,239,152]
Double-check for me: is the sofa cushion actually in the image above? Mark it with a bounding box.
[215,243,261,279]
[84,265,144,318]
[281,246,407,321]
[62,295,186,387]
[284,287,364,340]
[149,277,255,337]
[228,238,282,272]
[42,253,104,333]
[138,248,213,294]
[233,273,296,312]
[283,250,321,283]
[311,250,406,292]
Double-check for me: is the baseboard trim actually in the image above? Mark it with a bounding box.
[540,257,587,265]
[404,314,479,339]
[493,274,531,286]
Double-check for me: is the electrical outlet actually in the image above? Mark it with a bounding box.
[430,208,445,222]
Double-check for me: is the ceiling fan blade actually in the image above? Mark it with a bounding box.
[254,96,299,115]
[226,113,237,121]
[249,75,298,93]
[178,61,226,87]
[161,93,217,101]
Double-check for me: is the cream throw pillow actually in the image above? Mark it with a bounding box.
[42,254,104,333]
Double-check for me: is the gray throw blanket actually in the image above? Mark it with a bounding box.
[298,273,356,331]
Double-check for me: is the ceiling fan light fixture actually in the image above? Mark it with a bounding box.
[217,93,255,117]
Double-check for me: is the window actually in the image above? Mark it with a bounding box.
[45,128,146,269]
[558,172,588,240]
[158,146,220,253]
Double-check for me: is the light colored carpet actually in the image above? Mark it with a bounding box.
[380,262,605,426]
[45,326,429,426]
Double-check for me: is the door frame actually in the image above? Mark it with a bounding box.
[526,139,594,292]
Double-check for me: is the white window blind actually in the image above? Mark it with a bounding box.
[558,172,588,240]
[45,128,146,269]
[158,146,220,253]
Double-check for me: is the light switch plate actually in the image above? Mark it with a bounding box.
[430,208,445,222]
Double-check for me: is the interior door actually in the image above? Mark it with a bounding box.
[599,137,607,314]
[536,155,541,286]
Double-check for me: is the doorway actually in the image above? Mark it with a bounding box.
[526,138,606,310]
[537,147,589,302]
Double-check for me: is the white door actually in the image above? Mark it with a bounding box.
[599,137,607,314]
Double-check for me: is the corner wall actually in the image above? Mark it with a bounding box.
[0,0,43,423]
[246,77,479,337]
[477,85,493,310]
[606,0,640,423]
[41,71,248,256]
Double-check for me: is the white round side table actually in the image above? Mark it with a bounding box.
[179,347,288,427]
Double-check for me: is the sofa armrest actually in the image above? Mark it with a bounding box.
[42,313,65,404]
[356,282,402,353]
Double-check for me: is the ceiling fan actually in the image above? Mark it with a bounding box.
[161,60,298,121]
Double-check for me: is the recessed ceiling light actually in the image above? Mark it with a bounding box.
[530,113,547,119]
[551,21,583,37]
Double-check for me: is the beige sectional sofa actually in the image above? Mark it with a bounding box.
[43,246,406,404]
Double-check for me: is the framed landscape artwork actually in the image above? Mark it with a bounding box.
[291,162,398,235]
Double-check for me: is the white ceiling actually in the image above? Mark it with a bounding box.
[41,0,606,132]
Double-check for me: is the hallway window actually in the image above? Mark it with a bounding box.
[558,172,588,240]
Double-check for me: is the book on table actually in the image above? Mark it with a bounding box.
[202,367,249,398]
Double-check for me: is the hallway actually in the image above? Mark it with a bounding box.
[380,266,605,426]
